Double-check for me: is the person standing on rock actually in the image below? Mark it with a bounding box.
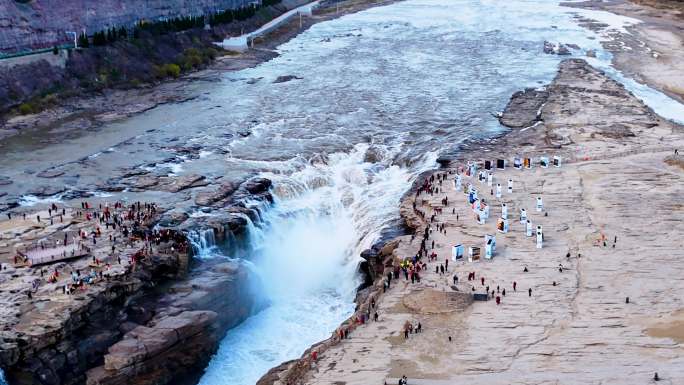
[481,277,485,286]
[453,274,458,285]
[529,288,532,297]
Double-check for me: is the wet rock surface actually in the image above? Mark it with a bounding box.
[194,182,239,206]
[498,88,549,128]
[176,177,273,242]
[272,75,303,83]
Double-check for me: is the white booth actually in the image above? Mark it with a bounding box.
[553,155,562,168]
[452,244,464,261]
[485,234,496,259]
[468,246,481,262]
[536,225,543,249]
[497,218,509,233]
[540,156,549,168]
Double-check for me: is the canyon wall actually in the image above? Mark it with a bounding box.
[0,0,253,54]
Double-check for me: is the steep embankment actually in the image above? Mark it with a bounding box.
[0,0,253,54]
[0,0,310,118]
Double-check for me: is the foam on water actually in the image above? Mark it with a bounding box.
[199,143,436,385]
[18,194,65,207]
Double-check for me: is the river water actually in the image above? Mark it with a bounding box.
[2,0,684,384]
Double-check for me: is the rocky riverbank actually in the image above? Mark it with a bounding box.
[566,0,684,105]
[257,58,684,384]
[0,0,398,141]
[0,174,274,385]
[0,0,312,122]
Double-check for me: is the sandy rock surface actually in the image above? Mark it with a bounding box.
[291,59,684,385]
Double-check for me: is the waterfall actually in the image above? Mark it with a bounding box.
[187,228,218,258]
[198,142,437,385]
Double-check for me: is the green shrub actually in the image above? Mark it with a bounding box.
[203,47,218,60]
[42,94,58,106]
[18,103,33,115]
[162,63,181,78]
[109,67,121,82]
[179,49,203,70]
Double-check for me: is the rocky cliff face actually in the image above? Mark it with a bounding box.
[0,177,274,385]
[0,0,253,54]
[0,242,259,385]
[86,260,257,385]
[1,252,188,385]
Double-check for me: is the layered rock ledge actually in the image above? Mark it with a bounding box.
[0,177,274,385]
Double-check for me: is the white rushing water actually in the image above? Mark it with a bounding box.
[199,143,437,385]
[192,0,684,384]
